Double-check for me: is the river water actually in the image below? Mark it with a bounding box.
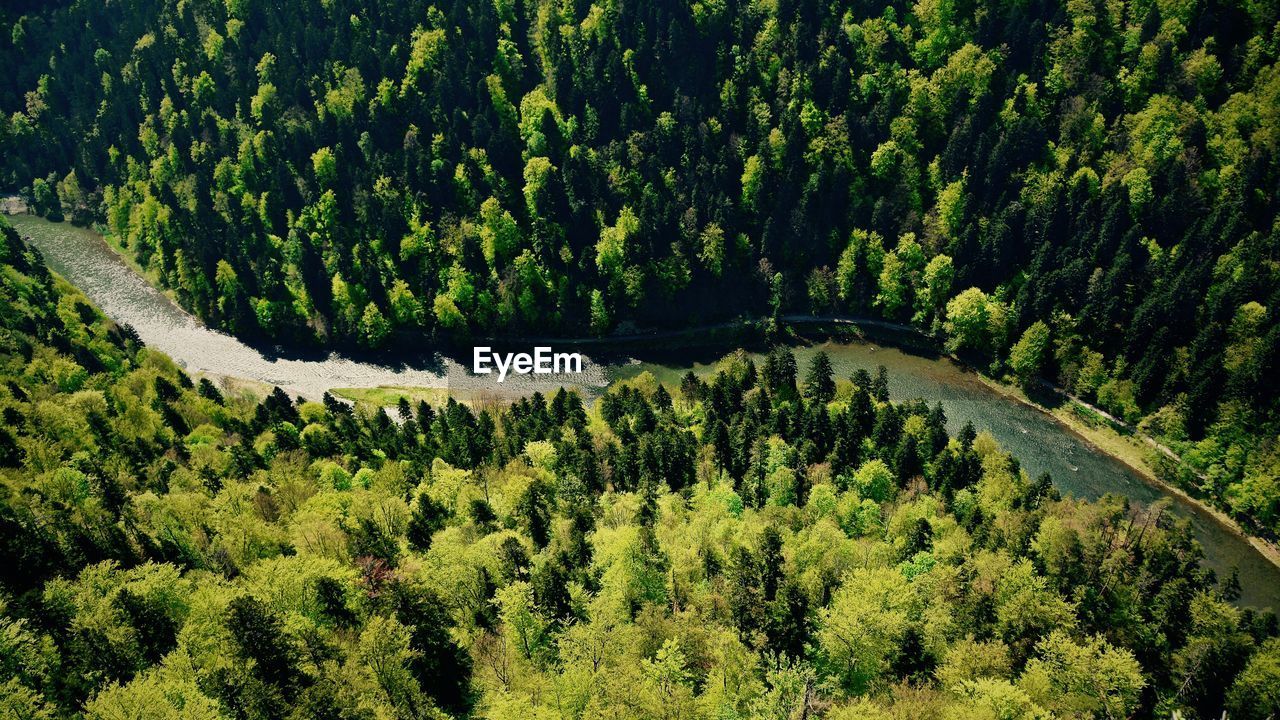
[9,214,1278,610]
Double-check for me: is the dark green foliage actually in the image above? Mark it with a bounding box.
[763,345,799,401]
[227,595,304,699]
[392,585,472,716]
[113,588,179,664]
[406,491,448,553]
[531,558,573,622]
[0,219,1278,717]
[803,351,836,404]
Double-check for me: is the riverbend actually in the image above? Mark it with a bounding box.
[8,213,1279,610]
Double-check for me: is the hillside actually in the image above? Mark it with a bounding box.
[1,0,1278,543]
[2,216,1279,718]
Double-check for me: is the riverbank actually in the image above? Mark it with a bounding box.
[1,194,28,215]
[967,371,1280,571]
[10,212,1280,600]
[775,315,1280,572]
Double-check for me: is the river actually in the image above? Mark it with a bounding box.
[8,213,1279,610]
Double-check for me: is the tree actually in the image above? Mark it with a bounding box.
[596,206,638,288]
[915,254,953,326]
[876,236,925,321]
[1018,631,1144,719]
[642,638,695,715]
[83,670,222,720]
[804,351,836,404]
[394,586,472,715]
[1225,301,1268,386]
[407,492,448,553]
[763,346,798,400]
[356,615,433,720]
[479,197,520,269]
[495,581,550,662]
[699,223,726,277]
[311,147,337,189]
[1008,321,1050,387]
[226,595,302,698]
[949,679,1049,720]
[741,155,765,212]
[875,252,909,318]
[935,176,967,240]
[817,567,915,693]
[1228,637,1280,720]
[589,289,610,335]
[945,287,994,353]
[807,266,836,314]
[359,303,391,347]
[388,280,423,326]
[850,459,895,502]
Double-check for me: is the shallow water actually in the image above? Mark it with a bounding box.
[6,215,608,400]
[10,214,1279,610]
[618,343,1280,609]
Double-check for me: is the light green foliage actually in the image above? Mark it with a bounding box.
[935,175,967,240]
[596,206,638,281]
[1127,95,1190,169]
[359,302,391,347]
[402,27,446,95]
[1097,377,1142,424]
[589,524,668,626]
[521,156,555,217]
[517,87,563,157]
[1228,637,1280,719]
[741,154,764,212]
[1123,166,1153,208]
[1008,321,1050,387]
[84,669,222,720]
[699,223,726,277]
[876,251,910,318]
[837,493,884,536]
[311,146,336,189]
[319,65,365,123]
[870,140,901,179]
[249,82,277,126]
[589,289,610,335]
[876,234,926,318]
[766,465,798,506]
[388,279,423,326]
[1225,301,1267,381]
[951,678,1050,720]
[945,288,1006,353]
[827,697,894,720]
[479,197,520,269]
[818,567,915,693]
[937,637,1013,688]
[433,266,475,331]
[495,580,550,661]
[356,615,434,718]
[1019,631,1145,719]
[850,458,895,503]
[916,253,954,324]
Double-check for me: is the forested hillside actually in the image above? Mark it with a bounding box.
[2,216,1279,718]
[1,0,1278,543]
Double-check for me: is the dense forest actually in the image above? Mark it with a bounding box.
[1,0,1278,546]
[2,215,1279,718]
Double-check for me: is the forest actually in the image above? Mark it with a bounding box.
[1,0,1280,715]
[1,0,1278,554]
[2,215,1279,718]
